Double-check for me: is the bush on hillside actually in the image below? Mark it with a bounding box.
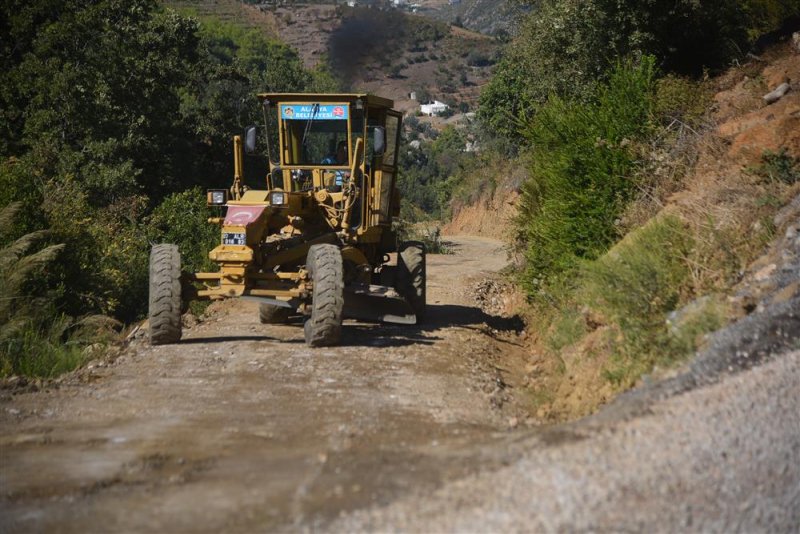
[0,202,119,378]
[582,216,691,346]
[518,57,657,295]
[580,215,726,386]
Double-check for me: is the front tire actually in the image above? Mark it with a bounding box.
[149,244,182,345]
[397,241,426,323]
[304,244,344,347]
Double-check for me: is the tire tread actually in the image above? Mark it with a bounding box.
[149,244,182,345]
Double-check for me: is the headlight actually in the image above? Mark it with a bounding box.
[270,191,287,206]
[207,189,227,206]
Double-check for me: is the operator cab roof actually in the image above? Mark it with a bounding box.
[257,93,395,109]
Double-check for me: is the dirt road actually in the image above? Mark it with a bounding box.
[3,235,799,532]
[1,236,530,532]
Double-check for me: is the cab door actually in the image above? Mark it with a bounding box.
[376,110,402,225]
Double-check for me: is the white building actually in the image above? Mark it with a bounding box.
[420,100,449,116]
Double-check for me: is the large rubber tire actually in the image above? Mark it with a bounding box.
[397,241,426,323]
[259,303,291,324]
[149,244,182,345]
[303,244,344,347]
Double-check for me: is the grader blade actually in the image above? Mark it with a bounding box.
[343,285,417,325]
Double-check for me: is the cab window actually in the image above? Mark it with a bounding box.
[280,104,350,166]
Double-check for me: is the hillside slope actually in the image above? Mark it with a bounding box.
[449,40,800,422]
[268,4,498,113]
[166,0,279,35]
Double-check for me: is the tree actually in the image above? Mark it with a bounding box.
[0,0,328,324]
[477,0,780,140]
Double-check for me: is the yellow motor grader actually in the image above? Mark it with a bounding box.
[148,93,425,347]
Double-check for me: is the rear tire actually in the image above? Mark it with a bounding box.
[304,244,344,347]
[398,241,426,323]
[259,303,291,324]
[149,244,182,345]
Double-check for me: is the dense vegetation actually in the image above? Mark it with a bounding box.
[474,0,799,389]
[479,0,800,139]
[0,0,335,377]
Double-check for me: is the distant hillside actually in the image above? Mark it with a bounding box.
[166,0,279,36]
[414,0,526,37]
[267,3,499,114]
[163,1,498,118]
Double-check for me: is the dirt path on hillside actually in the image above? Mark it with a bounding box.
[0,236,531,533]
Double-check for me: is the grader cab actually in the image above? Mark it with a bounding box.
[148,93,425,347]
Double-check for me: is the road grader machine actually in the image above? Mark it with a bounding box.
[148,93,425,347]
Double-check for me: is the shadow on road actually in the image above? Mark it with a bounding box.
[339,303,525,348]
[424,304,525,333]
[179,335,304,345]
[179,304,524,349]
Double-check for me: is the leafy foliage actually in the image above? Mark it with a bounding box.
[0,0,334,375]
[478,0,798,140]
[0,201,95,378]
[518,57,657,293]
[146,188,220,275]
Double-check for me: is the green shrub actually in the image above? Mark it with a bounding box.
[580,215,712,385]
[582,216,690,339]
[146,188,220,274]
[518,57,657,294]
[751,148,800,185]
[478,0,794,140]
[653,75,712,127]
[0,202,119,378]
[741,0,800,40]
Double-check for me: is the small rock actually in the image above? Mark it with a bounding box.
[763,82,791,105]
[182,313,198,328]
[82,343,104,357]
[753,263,777,282]
[793,32,800,53]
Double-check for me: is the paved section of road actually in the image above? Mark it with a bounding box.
[335,349,800,532]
